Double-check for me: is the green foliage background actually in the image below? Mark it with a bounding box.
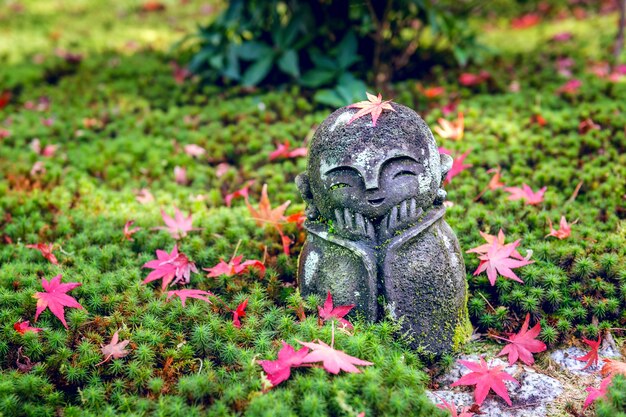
[0,0,625,416]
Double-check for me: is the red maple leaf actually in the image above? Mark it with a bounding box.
[298,339,373,374]
[14,320,43,335]
[258,341,309,387]
[33,275,85,329]
[576,336,602,369]
[435,397,475,417]
[285,211,306,228]
[473,240,533,286]
[232,298,248,328]
[546,216,576,240]
[494,314,547,365]
[269,141,307,161]
[204,255,265,278]
[123,220,141,241]
[154,207,200,239]
[504,184,547,205]
[318,291,355,330]
[445,150,472,184]
[584,376,612,409]
[224,180,255,207]
[347,92,395,127]
[458,71,490,86]
[451,357,518,406]
[26,243,58,265]
[142,245,198,290]
[166,289,213,307]
[98,331,130,365]
[0,91,11,109]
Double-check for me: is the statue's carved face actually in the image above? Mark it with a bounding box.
[319,147,435,219]
[298,104,450,240]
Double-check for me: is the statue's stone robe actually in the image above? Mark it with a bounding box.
[298,206,471,355]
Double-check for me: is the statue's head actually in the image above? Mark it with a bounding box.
[297,103,452,226]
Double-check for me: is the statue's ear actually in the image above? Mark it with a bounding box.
[440,153,453,183]
[296,172,318,220]
[434,152,452,206]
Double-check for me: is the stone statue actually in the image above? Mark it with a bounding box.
[296,103,471,355]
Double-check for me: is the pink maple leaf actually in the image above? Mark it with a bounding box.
[123,220,141,241]
[298,339,373,374]
[26,243,58,265]
[204,255,265,278]
[135,188,154,204]
[98,331,130,365]
[318,291,355,330]
[258,341,310,387]
[546,216,576,239]
[142,245,198,290]
[14,320,43,335]
[504,184,546,205]
[184,144,205,158]
[584,376,613,409]
[473,240,533,286]
[435,397,475,417]
[466,229,525,260]
[174,166,187,185]
[556,79,582,95]
[154,207,200,239]
[445,150,472,184]
[232,298,248,328]
[495,314,547,365]
[225,180,255,207]
[33,274,85,329]
[166,289,213,307]
[451,357,518,406]
[576,336,602,369]
[269,141,308,161]
[347,92,395,127]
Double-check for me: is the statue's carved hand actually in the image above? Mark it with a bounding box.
[379,198,423,241]
[333,208,376,241]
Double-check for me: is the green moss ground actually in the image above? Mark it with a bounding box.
[1,1,625,416]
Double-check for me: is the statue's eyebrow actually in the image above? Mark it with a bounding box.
[380,155,420,170]
[323,165,362,176]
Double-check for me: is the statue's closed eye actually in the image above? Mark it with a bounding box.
[330,183,351,191]
[393,170,416,179]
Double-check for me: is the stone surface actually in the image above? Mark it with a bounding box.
[430,354,564,417]
[550,345,622,375]
[295,104,470,355]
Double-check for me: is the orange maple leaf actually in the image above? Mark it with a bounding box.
[347,92,395,127]
[434,112,464,140]
[246,184,290,228]
[601,358,626,378]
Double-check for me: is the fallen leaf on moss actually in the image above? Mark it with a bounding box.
[298,339,373,374]
[34,274,85,329]
[494,313,546,365]
[258,341,309,386]
[98,331,130,365]
[143,245,198,290]
[26,243,58,265]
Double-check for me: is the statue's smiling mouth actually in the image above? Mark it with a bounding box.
[368,197,385,206]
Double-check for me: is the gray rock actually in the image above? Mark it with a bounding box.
[430,354,563,417]
[550,345,622,375]
[296,103,470,355]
